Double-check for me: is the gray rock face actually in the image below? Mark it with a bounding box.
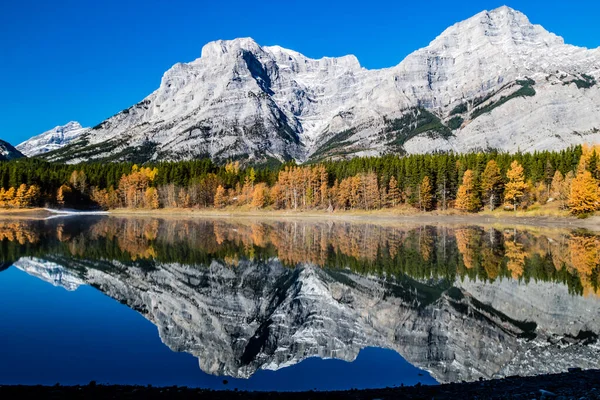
[16,121,88,157]
[33,6,600,164]
[0,139,24,161]
[16,255,600,383]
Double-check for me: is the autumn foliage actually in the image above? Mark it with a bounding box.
[2,144,600,215]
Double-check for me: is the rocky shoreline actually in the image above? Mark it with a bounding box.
[1,369,598,399]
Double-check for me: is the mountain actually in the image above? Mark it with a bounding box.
[35,6,600,164]
[15,255,600,383]
[6,217,600,382]
[17,121,88,157]
[0,139,25,161]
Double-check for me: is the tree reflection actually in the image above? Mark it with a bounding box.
[0,217,599,296]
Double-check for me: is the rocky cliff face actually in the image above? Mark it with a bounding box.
[32,6,600,164]
[14,255,600,383]
[0,139,24,161]
[17,122,88,157]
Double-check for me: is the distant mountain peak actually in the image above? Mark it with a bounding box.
[17,121,89,157]
[0,139,25,161]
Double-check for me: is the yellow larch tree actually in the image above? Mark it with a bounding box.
[568,169,599,215]
[455,170,481,212]
[504,160,527,211]
[419,176,433,211]
[214,185,227,208]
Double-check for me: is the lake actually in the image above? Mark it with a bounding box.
[0,216,598,391]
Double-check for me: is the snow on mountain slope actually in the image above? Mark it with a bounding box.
[0,139,25,161]
[17,121,89,157]
[35,6,600,164]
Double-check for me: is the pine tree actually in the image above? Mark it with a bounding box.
[481,160,503,211]
[504,160,527,211]
[455,170,481,212]
[568,169,599,215]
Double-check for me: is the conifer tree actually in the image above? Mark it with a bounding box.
[504,160,527,211]
[455,170,481,212]
[3,187,16,208]
[387,176,401,208]
[144,187,160,209]
[214,185,227,208]
[251,183,268,208]
[25,185,41,207]
[419,176,433,211]
[56,184,72,208]
[568,169,599,215]
[14,184,29,208]
[481,160,503,211]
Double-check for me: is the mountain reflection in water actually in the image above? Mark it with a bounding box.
[0,217,599,385]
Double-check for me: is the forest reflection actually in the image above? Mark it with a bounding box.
[0,217,599,296]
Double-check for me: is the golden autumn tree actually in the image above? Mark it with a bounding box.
[1,187,16,208]
[418,176,433,211]
[0,188,7,208]
[504,160,527,211]
[387,176,401,208]
[25,185,41,207]
[14,184,29,208]
[481,160,503,211]
[550,170,564,203]
[119,165,159,208]
[144,187,160,209]
[214,185,227,208]
[69,170,87,193]
[455,170,481,212]
[269,183,285,209]
[568,169,599,215]
[251,183,268,208]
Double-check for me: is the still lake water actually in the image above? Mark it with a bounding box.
[0,216,599,390]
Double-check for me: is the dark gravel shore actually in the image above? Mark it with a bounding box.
[1,369,598,399]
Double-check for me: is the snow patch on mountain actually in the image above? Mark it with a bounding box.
[0,139,25,161]
[13,257,85,291]
[27,6,600,164]
[17,121,89,157]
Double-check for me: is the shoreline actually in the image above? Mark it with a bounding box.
[0,369,598,399]
[1,207,598,232]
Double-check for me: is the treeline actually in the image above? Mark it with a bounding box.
[1,219,598,296]
[1,145,600,214]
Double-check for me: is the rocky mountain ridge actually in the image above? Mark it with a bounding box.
[19,6,599,164]
[0,139,24,161]
[16,121,88,157]
[12,255,600,383]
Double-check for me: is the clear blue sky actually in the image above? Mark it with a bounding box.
[2,0,599,145]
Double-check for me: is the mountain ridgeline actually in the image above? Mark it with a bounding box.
[3,218,600,382]
[17,6,600,164]
[0,140,24,162]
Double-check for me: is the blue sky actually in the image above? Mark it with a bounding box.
[2,0,599,146]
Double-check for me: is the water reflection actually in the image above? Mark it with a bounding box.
[1,217,599,384]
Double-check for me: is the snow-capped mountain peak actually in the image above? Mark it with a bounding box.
[0,139,25,161]
[17,121,89,157]
[24,6,600,164]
